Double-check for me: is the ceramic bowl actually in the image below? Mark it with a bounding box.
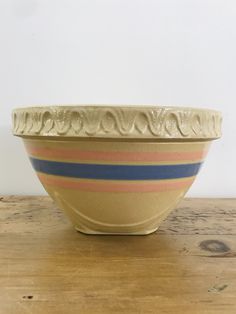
[12,105,222,235]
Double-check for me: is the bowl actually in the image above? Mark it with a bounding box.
[12,105,222,235]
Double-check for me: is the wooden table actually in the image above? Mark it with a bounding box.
[0,197,236,313]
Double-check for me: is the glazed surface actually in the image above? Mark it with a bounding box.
[23,139,210,234]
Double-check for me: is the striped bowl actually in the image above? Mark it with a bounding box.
[12,105,222,235]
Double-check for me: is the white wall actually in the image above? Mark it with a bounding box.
[0,0,235,196]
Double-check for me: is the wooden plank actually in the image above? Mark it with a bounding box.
[0,196,236,313]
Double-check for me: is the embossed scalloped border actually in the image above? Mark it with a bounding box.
[12,105,222,139]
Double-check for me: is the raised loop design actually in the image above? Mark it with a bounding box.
[12,105,222,139]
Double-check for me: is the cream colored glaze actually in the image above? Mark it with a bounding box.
[12,105,221,235]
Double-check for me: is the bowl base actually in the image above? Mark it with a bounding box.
[75,226,159,236]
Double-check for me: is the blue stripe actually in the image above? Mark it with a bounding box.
[30,157,202,180]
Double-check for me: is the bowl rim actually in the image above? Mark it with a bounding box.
[12,105,222,140]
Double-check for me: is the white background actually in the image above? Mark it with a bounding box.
[0,0,235,196]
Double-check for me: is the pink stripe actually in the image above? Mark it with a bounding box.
[26,146,207,162]
[37,173,194,193]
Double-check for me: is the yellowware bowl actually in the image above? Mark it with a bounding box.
[12,105,222,235]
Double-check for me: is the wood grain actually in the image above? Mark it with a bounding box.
[0,196,236,313]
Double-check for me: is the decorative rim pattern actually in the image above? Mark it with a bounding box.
[12,105,222,139]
